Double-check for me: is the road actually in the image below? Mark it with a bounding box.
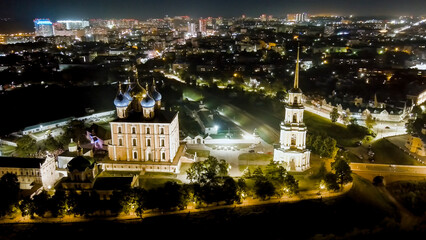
[350,162,426,183]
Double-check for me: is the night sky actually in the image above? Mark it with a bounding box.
[1,0,425,20]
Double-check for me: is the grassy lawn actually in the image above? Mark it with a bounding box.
[186,149,210,158]
[182,88,204,101]
[304,111,367,147]
[372,139,422,166]
[238,153,273,161]
[387,180,426,216]
[348,174,396,214]
[0,145,16,156]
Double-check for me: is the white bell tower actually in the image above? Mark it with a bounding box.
[273,45,310,171]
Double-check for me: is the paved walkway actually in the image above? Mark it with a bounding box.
[0,183,352,224]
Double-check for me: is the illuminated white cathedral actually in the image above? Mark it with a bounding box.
[103,70,183,174]
[273,46,310,171]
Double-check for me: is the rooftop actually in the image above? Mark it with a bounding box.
[0,157,45,169]
[112,110,178,124]
[23,117,75,131]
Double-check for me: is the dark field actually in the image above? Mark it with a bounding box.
[0,85,116,135]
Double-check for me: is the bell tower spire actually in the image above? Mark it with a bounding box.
[294,44,300,89]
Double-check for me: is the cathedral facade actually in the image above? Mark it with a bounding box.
[103,78,183,174]
[273,46,310,171]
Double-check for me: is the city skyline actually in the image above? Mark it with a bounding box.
[0,0,425,21]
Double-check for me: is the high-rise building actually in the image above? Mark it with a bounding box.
[57,20,89,30]
[199,18,207,35]
[34,19,54,37]
[273,46,311,171]
[287,13,309,23]
[187,22,197,37]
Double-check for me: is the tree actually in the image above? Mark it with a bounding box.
[324,173,340,191]
[32,190,51,217]
[145,182,189,211]
[186,156,229,185]
[254,179,275,200]
[50,190,68,217]
[0,173,20,217]
[311,162,327,179]
[321,137,338,158]
[19,197,35,218]
[283,174,299,195]
[264,161,287,183]
[342,112,351,125]
[16,135,37,157]
[42,134,62,153]
[222,177,239,204]
[332,159,353,187]
[330,107,339,123]
[236,178,248,201]
[59,120,88,146]
[116,188,143,215]
[365,114,376,131]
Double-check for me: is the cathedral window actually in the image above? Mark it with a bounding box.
[162,152,166,160]
[294,96,298,103]
[293,113,297,123]
[119,138,123,146]
[132,138,137,146]
[160,127,164,135]
[146,127,150,134]
[161,139,165,147]
[147,139,151,147]
[118,126,122,134]
[133,151,138,160]
[132,127,136,134]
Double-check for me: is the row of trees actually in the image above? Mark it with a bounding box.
[18,182,190,218]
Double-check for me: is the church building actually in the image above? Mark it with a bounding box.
[102,78,183,173]
[273,46,311,171]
